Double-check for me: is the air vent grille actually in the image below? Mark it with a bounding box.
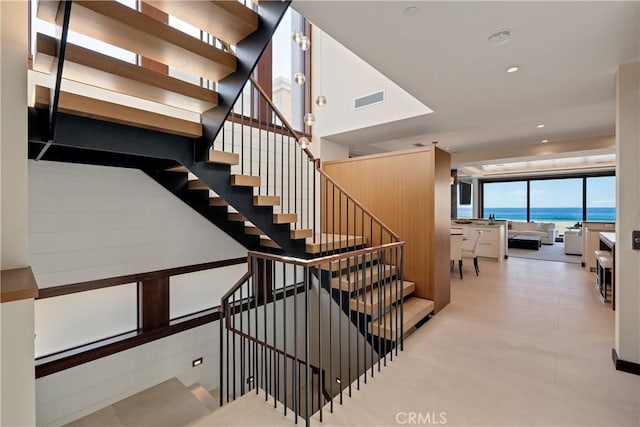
[354,90,385,110]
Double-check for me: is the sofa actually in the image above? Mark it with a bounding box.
[507,221,557,245]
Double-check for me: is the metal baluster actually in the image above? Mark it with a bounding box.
[400,246,405,351]
[241,89,245,175]
[263,260,268,401]
[250,86,253,176]
[288,132,291,215]
[304,267,310,426]
[219,304,224,407]
[272,263,277,408]
[328,262,334,412]
[338,256,343,405]
[294,266,299,423]
[229,293,233,401]
[313,164,317,243]
[257,86,262,196]
[281,130,284,216]
[360,247,367,385]
[253,258,259,395]
[317,266,323,421]
[283,264,288,416]
[240,280,245,396]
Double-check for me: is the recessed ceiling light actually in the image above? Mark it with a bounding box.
[542,139,549,143]
[536,124,545,128]
[488,29,512,46]
[506,66,520,73]
[403,6,419,16]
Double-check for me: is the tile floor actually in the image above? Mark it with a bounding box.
[194,257,640,426]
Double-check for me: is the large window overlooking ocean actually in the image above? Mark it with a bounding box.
[482,181,527,221]
[480,173,615,231]
[586,176,616,221]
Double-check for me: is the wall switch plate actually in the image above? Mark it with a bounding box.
[633,230,640,250]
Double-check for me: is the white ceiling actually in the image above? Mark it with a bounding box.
[293,1,640,165]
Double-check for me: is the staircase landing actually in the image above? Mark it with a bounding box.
[67,378,214,427]
[190,391,296,426]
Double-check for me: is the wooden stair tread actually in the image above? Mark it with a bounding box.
[245,225,263,236]
[305,234,367,254]
[253,195,280,206]
[166,165,188,173]
[260,236,281,249]
[350,280,415,315]
[368,297,434,339]
[38,0,236,82]
[228,213,247,222]
[209,197,228,207]
[34,86,202,138]
[231,174,261,187]
[330,264,396,292]
[188,180,209,191]
[208,150,239,166]
[34,33,218,113]
[290,228,313,240]
[273,213,297,224]
[145,0,258,45]
[319,252,380,272]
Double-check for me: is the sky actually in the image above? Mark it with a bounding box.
[483,176,616,208]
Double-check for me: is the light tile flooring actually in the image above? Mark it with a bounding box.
[195,257,640,426]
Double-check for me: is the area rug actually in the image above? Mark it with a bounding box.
[508,242,582,264]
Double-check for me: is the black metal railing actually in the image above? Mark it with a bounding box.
[210,77,402,253]
[220,242,405,425]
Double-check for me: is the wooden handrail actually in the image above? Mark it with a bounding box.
[248,76,316,161]
[247,241,405,267]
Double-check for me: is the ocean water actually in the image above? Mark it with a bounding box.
[481,207,615,222]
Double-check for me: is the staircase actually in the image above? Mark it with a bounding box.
[67,378,216,427]
[27,1,434,426]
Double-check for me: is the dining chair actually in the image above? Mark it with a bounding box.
[450,234,463,279]
[462,230,483,276]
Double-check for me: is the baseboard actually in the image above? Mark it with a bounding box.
[612,348,640,375]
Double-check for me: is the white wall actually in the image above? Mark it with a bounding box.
[35,284,138,358]
[170,264,247,319]
[1,3,36,426]
[29,161,246,288]
[320,138,349,162]
[28,161,252,425]
[614,61,640,365]
[310,27,432,140]
[1,0,29,270]
[1,299,36,427]
[36,322,221,426]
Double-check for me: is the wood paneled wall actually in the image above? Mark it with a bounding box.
[323,147,451,312]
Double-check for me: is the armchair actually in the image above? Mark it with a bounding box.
[564,229,582,255]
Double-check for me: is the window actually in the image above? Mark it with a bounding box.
[586,176,616,221]
[530,178,583,232]
[480,173,616,228]
[482,181,527,221]
[258,8,310,133]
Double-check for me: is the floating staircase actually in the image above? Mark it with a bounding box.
[316,254,433,355]
[25,2,434,426]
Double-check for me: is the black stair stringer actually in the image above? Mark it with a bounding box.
[144,168,261,251]
[184,161,309,258]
